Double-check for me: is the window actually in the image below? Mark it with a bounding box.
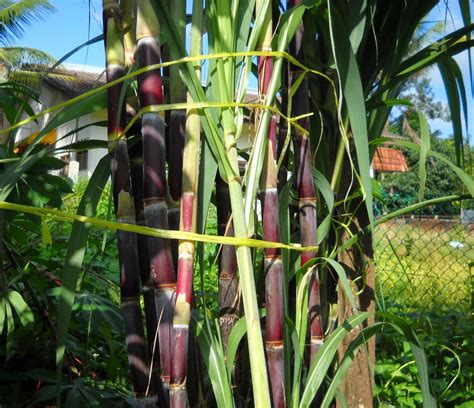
[76,151,88,171]
[59,154,70,178]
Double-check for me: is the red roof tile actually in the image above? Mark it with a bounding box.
[372,146,409,172]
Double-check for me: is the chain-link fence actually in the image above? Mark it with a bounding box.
[375,216,473,312]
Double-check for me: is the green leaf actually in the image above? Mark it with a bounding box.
[0,91,106,201]
[225,316,247,380]
[195,317,234,408]
[322,323,384,408]
[286,316,303,407]
[328,2,373,227]
[395,140,474,197]
[299,312,370,407]
[55,155,110,387]
[378,312,437,408]
[244,2,311,230]
[347,0,367,54]
[438,57,464,166]
[7,290,33,326]
[395,24,474,80]
[0,298,6,335]
[197,139,218,235]
[41,217,52,245]
[154,1,234,180]
[313,169,334,244]
[320,257,357,311]
[417,111,430,201]
[58,138,108,153]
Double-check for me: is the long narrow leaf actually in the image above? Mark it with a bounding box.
[55,155,110,386]
[328,2,374,227]
[299,312,370,407]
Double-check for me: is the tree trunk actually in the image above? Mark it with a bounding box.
[337,161,376,408]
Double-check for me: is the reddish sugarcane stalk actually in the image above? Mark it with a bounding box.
[169,1,202,405]
[288,0,324,364]
[136,0,176,402]
[103,1,153,403]
[257,4,286,404]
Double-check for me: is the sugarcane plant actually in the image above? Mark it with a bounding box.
[1,0,466,406]
[287,0,324,366]
[169,0,203,405]
[135,0,176,403]
[256,0,286,406]
[103,0,153,404]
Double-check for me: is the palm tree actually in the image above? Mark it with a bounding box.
[0,0,55,82]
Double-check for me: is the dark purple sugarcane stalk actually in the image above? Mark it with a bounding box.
[127,120,162,398]
[103,1,153,403]
[288,0,324,363]
[136,0,176,403]
[257,5,286,402]
[166,0,187,270]
[169,1,202,406]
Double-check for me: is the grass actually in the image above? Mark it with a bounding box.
[374,218,473,312]
[374,217,474,407]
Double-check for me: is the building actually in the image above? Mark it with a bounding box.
[9,65,409,182]
[12,64,108,181]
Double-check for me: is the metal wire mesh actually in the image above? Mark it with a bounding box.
[375,216,473,312]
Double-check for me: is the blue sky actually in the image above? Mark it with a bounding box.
[14,0,472,142]
[16,0,104,68]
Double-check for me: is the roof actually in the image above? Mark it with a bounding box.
[41,68,106,98]
[372,146,409,172]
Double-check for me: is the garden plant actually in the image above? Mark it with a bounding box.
[0,0,473,407]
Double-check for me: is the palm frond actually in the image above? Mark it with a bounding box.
[0,0,54,45]
[0,46,54,67]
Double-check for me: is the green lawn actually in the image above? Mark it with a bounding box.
[375,219,473,312]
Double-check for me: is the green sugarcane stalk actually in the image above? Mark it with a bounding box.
[206,2,270,404]
[256,1,286,406]
[169,1,202,406]
[136,0,175,403]
[277,64,289,191]
[103,1,153,404]
[288,0,324,366]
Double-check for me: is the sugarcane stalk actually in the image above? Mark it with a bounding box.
[167,0,187,268]
[215,174,239,391]
[136,0,175,403]
[277,63,289,191]
[288,0,324,364]
[103,1,153,404]
[121,0,136,67]
[169,1,203,406]
[257,2,286,405]
[207,7,271,404]
[127,120,162,398]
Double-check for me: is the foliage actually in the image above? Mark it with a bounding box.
[0,0,473,407]
[375,305,474,407]
[0,0,55,81]
[0,179,131,407]
[379,132,469,215]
